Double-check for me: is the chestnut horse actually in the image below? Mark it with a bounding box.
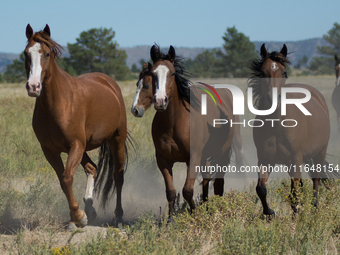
[131,46,245,217]
[249,44,330,216]
[332,55,340,134]
[131,63,246,168]
[24,24,129,228]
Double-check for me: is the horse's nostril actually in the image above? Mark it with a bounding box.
[164,96,168,104]
[133,108,138,115]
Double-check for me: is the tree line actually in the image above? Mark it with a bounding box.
[1,23,340,83]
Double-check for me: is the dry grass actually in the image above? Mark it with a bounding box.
[0,76,339,254]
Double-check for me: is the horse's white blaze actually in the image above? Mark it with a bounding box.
[131,79,143,109]
[153,65,169,100]
[84,174,95,200]
[271,62,278,72]
[27,42,42,85]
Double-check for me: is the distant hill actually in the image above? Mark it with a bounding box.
[0,53,20,73]
[253,38,329,66]
[121,45,208,68]
[0,38,329,73]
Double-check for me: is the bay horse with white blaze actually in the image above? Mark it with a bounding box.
[249,44,330,216]
[24,24,129,228]
[131,46,245,217]
[332,55,340,134]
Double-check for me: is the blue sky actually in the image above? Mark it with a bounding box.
[1,0,339,54]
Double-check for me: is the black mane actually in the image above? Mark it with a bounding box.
[248,50,290,108]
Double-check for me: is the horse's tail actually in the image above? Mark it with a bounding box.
[95,131,135,207]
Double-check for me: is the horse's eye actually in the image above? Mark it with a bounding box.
[143,85,150,89]
[46,52,50,58]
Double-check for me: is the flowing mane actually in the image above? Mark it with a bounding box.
[248,49,291,108]
[151,44,192,104]
[30,31,64,58]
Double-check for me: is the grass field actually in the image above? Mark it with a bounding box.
[0,76,340,254]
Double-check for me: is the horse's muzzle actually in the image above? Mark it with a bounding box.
[26,82,41,97]
[153,95,168,111]
[131,106,145,117]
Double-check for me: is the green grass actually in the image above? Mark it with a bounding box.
[0,78,340,254]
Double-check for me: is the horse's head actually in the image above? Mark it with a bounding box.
[335,55,340,86]
[249,44,290,109]
[150,45,177,111]
[131,62,154,117]
[260,44,288,100]
[24,24,62,97]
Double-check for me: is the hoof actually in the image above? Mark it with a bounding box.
[66,222,78,232]
[112,216,123,227]
[291,205,298,214]
[264,208,275,217]
[85,202,97,224]
[75,211,88,228]
[167,216,174,225]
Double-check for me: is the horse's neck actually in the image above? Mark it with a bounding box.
[156,87,189,129]
[259,99,283,121]
[37,60,73,110]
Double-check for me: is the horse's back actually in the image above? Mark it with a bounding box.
[285,83,329,115]
[75,72,123,101]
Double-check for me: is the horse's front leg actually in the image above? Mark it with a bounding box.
[289,154,303,213]
[63,141,87,227]
[156,152,176,219]
[183,161,198,213]
[256,162,274,216]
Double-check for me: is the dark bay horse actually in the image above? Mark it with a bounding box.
[249,44,330,215]
[24,24,129,228]
[332,55,340,134]
[131,46,245,217]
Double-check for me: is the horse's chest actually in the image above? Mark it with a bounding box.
[32,109,73,152]
[154,134,189,162]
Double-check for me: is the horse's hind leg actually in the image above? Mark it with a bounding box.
[311,147,327,207]
[108,133,126,222]
[81,152,97,223]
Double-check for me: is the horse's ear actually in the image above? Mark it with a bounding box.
[168,45,176,62]
[335,55,339,63]
[148,62,152,70]
[280,44,288,57]
[43,24,50,37]
[260,44,267,59]
[26,24,33,39]
[142,62,148,69]
[150,45,158,64]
